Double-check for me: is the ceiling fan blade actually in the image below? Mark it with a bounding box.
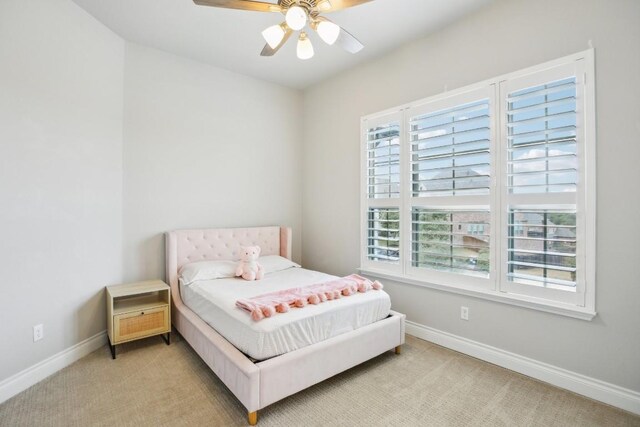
[260,28,293,56]
[193,0,281,13]
[318,0,373,12]
[336,27,364,54]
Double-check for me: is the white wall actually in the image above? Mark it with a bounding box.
[0,0,124,382]
[122,43,303,282]
[302,0,640,392]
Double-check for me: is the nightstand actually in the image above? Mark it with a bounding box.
[106,280,171,359]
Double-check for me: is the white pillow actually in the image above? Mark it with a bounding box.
[179,260,237,285]
[259,255,300,274]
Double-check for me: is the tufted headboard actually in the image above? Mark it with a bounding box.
[165,226,292,291]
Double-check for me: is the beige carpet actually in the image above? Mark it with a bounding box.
[1,334,638,427]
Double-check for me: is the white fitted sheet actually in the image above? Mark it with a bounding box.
[180,267,391,360]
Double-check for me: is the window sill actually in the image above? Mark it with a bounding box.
[359,268,597,321]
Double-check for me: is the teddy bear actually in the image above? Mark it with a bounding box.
[235,245,265,281]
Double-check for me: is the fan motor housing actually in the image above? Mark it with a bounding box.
[279,0,318,11]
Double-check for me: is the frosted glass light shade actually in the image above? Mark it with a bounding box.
[317,20,340,45]
[296,32,314,60]
[317,0,332,11]
[285,6,307,31]
[262,24,285,49]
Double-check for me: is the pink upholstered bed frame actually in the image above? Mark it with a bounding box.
[165,226,405,425]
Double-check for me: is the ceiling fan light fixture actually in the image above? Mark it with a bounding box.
[296,31,314,60]
[285,6,308,31]
[262,23,286,49]
[196,0,366,59]
[317,20,340,45]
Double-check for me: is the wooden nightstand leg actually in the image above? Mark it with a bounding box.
[248,411,258,426]
[162,332,170,345]
[109,338,116,360]
[395,345,402,355]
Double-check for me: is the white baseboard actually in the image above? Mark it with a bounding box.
[405,321,640,416]
[0,330,107,404]
[1,325,638,416]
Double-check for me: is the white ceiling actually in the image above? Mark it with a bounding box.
[72,0,492,89]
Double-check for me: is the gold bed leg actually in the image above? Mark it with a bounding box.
[248,411,258,426]
[395,345,402,355]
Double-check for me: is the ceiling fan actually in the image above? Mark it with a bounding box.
[193,0,372,60]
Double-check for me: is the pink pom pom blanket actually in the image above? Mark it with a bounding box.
[236,274,384,321]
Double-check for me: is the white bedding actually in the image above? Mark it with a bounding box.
[180,267,391,360]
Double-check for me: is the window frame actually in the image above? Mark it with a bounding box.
[359,50,596,320]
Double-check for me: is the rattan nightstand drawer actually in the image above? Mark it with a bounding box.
[113,306,169,344]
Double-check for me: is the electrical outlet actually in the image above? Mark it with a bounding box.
[460,306,469,321]
[33,324,44,342]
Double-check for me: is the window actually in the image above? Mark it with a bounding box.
[360,50,596,319]
[499,63,589,307]
[411,208,491,278]
[367,207,400,263]
[366,119,400,199]
[406,87,496,289]
[362,113,403,274]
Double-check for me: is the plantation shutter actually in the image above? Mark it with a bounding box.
[360,51,595,316]
[366,120,400,199]
[367,207,400,263]
[406,86,495,285]
[500,60,587,305]
[507,77,578,194]
[409,99,491,197]
[362,112,402,272]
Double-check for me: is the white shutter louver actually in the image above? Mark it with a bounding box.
[412,208,490,277]
[507,209,577,289]
[410,99,491,197]
[367,207,400,263]
[367,121,400,199]
[507,77,577,194]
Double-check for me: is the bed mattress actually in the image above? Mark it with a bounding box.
[180,267,391,360]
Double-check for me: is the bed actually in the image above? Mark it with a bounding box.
[165,226,405,425]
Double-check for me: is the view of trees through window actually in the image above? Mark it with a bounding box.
[412,209,490,278]
[367,208,400,263]
[508,209,577,289]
